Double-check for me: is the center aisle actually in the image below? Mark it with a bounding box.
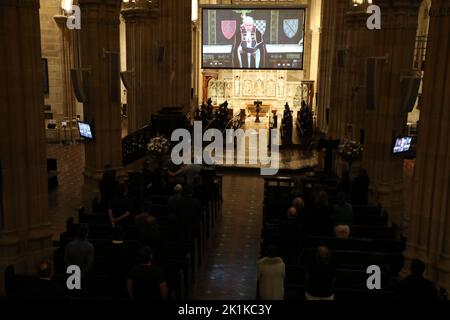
[193,174,264,300]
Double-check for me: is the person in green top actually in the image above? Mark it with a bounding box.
[333,192,353,238]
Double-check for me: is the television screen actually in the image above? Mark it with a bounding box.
[393,136,413,154]
[77,121,94,140]
[202,7,306,70]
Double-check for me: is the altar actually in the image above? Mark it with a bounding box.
[246,103,270,117]
[203,69,314,119]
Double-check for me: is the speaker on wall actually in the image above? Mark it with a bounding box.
[157,46,165,64]
[360,129,365,145]
[401,74,421,113]
[70,69,88,103]
[337,49,346,68]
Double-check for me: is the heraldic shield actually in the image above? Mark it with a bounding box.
[255,20,267,35]
[221,20,237,40]
[283,19,299,39]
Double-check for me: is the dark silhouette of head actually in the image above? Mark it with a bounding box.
[266,245,279,258]
[138,246,154,264]
[316,246,331,264]
[315,190,329,208]
[112,226,124,242]
[287,207,298,220]
[38,260,53,279]
[411,259,426,277]
[293,198,304,213]
[77,224,89,240]
[342,169,350,181]
[336,192,347,206]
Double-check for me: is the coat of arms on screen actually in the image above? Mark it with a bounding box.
[283,19,299,39]
[255,20,267,35]
[221,20,237,40]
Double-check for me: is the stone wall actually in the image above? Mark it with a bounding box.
[40,0,64,124]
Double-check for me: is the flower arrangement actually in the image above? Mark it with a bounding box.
[338,140,364,164]
[147,136,170,157]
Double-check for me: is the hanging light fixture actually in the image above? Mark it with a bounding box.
[192,0,198,22]
[61,0,73,13]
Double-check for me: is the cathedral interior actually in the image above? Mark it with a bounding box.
[1,0,450,305]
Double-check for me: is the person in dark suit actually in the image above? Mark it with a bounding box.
[19,260,65,300]
[175,185,203,241]
[107,226,132,298]
[395,259,438,300]
[351,169,370,205]
[305,191,334,237]
[279,207,304,264]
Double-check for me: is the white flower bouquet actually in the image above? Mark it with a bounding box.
[338,140,364,164]
[147,136,170,157]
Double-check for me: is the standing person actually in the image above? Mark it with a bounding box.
[64,224,95,277]
[18,260,65,300]
[337,169,352,201]
[108,226,131,298]
[279,207,304,264]
[352,168,370,205]
[333,192,353,239]
[127,247,168,301]
[257,246,285,300]
[395,259,438,301]
[306,191,334,236]
[305,247,335,300]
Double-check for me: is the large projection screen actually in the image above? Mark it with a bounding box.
[202,7,306,70]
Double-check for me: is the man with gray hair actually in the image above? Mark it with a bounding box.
[235,16,265,68]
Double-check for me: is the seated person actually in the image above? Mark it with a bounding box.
[395,259,438,300]
[305,247,335,300]
[19,260,65,300]
[333,192,353,239]
[127,247,168,301]
[257,246,285,300]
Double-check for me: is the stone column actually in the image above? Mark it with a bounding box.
[0,0,53,290]
[351,11,373,144]
[78,0,123,202]
[328,0,351,139]
[121,3,155,133]
[316,0,336,133]
[362,0,421,226]
[339,11,359,141]
[122,0,192,132]
[405,0,450,290]
[149,0,192,114]
[54,14,78,142]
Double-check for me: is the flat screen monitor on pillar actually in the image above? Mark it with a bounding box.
[77,121,95,141]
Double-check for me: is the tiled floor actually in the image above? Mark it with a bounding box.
[192,174,264,300]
